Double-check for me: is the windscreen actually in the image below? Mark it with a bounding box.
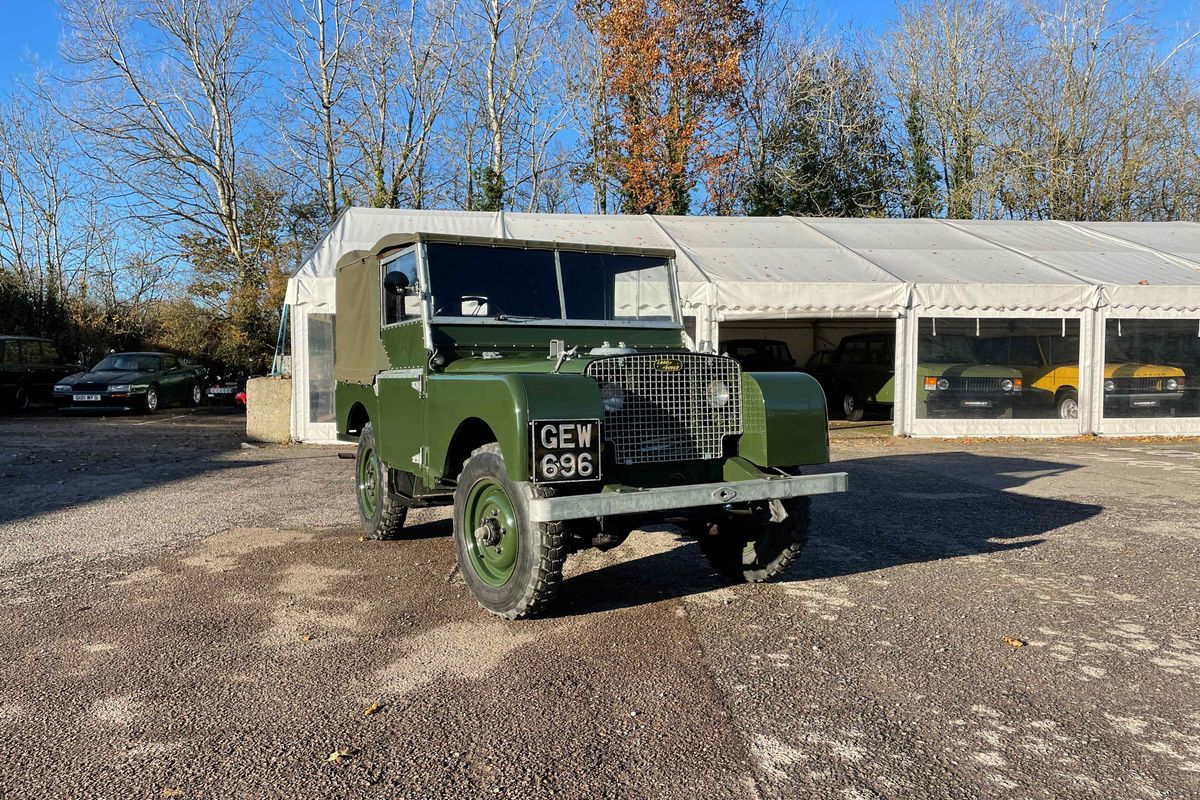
[559,251,674,322]
[426,244,560,319]
[94,354,161,371]
[918,334,978,364]
[424,243,676,323]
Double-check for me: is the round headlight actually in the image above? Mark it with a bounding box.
[600,382,624,412]
[1166,378,1178,391]
[1001,379,1014,392]
[1104,379,1115,392]
[936,377,950,391]
[707,379,731,408]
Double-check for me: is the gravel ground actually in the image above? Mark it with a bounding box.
[1,411,1198,799]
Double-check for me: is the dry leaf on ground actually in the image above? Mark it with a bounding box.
[1003,635,1026,648]
[328,747,357,763]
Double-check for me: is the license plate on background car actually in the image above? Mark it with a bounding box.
[73,394,101,402]
[530,419,601,483]
[209,387,235,395]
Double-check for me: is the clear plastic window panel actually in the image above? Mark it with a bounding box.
[307,313,336,424]
[1103,319,1197,419]
[917,318,1081,420]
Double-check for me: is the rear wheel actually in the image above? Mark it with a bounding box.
[842,389,865,422]
[11,384,30,412]
[694,497,811,583]
[453,443,565,619]
[355,422,408,540]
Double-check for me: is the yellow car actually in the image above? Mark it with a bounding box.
[975,335,1185,419]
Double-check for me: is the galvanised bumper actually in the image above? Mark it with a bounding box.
[526,471,847,523]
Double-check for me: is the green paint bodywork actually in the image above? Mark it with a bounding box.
[335,234,833,499]
[739,372,830,468]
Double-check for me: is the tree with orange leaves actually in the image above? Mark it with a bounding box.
[594,0,758,214]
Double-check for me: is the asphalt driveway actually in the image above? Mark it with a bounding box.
[1,411,1198,798]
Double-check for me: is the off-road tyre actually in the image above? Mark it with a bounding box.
[356,422,408,540]
[453,443,565,620]
[695,496,811,583]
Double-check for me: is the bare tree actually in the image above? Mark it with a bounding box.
[274,0,359,221]
[0,76,111,334]
[887,0,1019,219]
[1001,0,1200,220]
[344,0,459,209]
[60,0,262,263]
[454,0,564,210]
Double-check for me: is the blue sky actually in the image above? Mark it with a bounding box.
[0,0,1196,84]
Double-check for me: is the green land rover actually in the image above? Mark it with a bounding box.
[335,234,847,619]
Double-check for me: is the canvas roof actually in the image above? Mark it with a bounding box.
[286,209,1200,316]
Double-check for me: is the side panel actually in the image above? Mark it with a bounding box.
[739,372,829,467]
[425,373,603,483]
[335,381,377,438]
[375,369,428,471]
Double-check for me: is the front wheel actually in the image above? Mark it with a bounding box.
[141,385,160,414]
[453,443,565,619]
[1057,390,1079,420]
[355,422,408,539]
[694,497,811,583]
[187,382,202,407]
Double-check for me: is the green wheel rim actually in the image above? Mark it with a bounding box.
[357,443,379,519]
[463,477,519,588]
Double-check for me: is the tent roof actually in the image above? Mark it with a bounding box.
[288,209,1200,315]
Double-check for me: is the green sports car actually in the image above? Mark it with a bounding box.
[53,351,207,413]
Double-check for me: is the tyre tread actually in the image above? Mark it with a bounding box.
[460,443,565,620]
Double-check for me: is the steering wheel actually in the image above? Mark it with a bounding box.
[435,295,502,317]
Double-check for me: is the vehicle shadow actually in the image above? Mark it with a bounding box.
[553,452,1104,618]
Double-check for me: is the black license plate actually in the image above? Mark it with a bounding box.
[531,419,601,483]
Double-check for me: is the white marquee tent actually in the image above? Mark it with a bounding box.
[285,209,1200,443]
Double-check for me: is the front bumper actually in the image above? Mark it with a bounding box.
[1104,391,1183,410]
[53,390,144,410]
[926,391,1017,411]
[526,471,848,523]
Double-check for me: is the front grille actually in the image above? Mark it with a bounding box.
[947,377,1006,392]
[1112,377,1165,392]
[586,353,742,464]
[72,382,107,392]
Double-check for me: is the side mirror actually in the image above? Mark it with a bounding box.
[383,271,410,296]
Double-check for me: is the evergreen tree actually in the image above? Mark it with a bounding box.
[903,91,942,218]
[744,53,893,217]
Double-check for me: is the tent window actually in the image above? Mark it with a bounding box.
[1102,318,1198,419]
[916,318,1080,421]
[308,313,336,424]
